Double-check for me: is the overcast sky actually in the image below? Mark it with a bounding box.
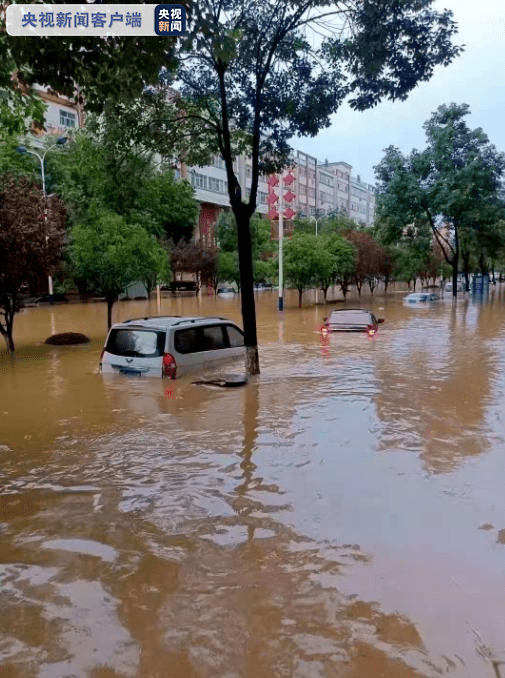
[291,0,505,186]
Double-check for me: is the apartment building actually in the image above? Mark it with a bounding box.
[30,88,375,242]
[187,155,269,247]
[33,85,85,136]
[187,152,376,245]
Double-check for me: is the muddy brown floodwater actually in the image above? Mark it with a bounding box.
[1,286,505,678]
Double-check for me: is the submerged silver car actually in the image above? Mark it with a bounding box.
[100,315,246,379]
[323,309,384,336]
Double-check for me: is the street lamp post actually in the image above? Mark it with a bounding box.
[16,137,67,297]
[313,214,319,304]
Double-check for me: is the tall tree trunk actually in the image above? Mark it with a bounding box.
[478,250,487,275]
[234,205,259,376]
[1,324,15,353]
[461,248,471,292]
[106,295,116,330]
[0,300,16,353]
[298,288,303,308]
[451,223,460,298]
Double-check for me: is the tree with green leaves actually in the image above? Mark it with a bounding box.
[215,211,274,287]
[0,37,47,136]
[51,114,199,241]
[4,0,462,372]
[135,170,199,243]
[216,250,240,291]
[283,232,321,307]
[316,233,356,302]
[71,211,171,330]
[317,213,359,237]
[375,103,505,297]
[0,174,66,352]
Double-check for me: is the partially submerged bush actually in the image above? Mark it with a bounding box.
[45,332,90,346]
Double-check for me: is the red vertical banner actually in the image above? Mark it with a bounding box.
[268,170,296,239]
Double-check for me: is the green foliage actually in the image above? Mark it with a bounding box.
[217,212,272,257]
[0,87,47,137]
[216,212,239,253]
[216,211,273,284]
[318,214,359,236]
[375,103,505,292]
[0,174,66,351]
[250,214,273,261]
[0,44,47,136]
[51,113,199,241]
[293,217,318,235]
[134,171,199,242]
[70,211,170,326]
[283,231,353,304]
[0,133,41,179]
[284,232,321,296]
[2,16,177,112]
[217,250,240,289]
[176,0,461,183]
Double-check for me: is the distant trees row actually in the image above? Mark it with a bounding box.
[284,216,399,307]
[374,103,505,296]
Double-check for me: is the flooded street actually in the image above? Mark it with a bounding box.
[1,286,505,678]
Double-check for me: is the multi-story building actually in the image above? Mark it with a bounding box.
[33,85,85,136]
[31,87,375,243]
[187,155,270,247]
[187,152,376,246]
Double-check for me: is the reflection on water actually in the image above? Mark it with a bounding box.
[1,287,505,677]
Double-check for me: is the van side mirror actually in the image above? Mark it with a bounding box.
[377,318,384,323]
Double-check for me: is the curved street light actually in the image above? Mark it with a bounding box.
[16,137,67,297]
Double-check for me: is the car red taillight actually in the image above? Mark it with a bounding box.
[162,352,177,379]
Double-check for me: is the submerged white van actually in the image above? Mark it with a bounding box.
[99,316,246,379]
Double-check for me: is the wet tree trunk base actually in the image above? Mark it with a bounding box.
[246,345,260,376]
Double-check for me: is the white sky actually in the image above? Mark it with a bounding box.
[291,0,505,185]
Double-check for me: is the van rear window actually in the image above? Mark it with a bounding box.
[106,329,165,357]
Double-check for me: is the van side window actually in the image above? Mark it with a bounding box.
[174,328,199,354]
[226,325,245,347]
[202,325,226,351]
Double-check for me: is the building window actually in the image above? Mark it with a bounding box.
[59,109,76,128]
[191,172,207,190]
[208,177,226,193]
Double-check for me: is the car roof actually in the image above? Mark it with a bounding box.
[111,316,234,330]
[327,309,374,323]
[328,308,373,317]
